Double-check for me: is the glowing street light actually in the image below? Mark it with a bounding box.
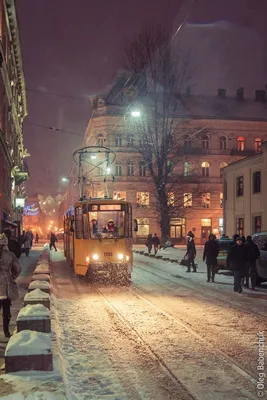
[131,110,141,117]
[62,177,69,182]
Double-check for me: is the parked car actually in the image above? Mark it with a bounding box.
[252,232,267,285]
[217,238,233,270]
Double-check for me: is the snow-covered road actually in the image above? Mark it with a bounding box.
[50,250,266,400]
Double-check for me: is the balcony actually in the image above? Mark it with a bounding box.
[13,163,30,185]
[230,149,257,157]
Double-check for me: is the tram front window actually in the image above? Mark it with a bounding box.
[89,211,125,238]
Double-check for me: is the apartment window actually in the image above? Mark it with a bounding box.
[219,162,228,177]
[254,216,262,233]
[184,162,191,176]
[97,134,104,147]
[128,134,134,147]
[236,176,244,197]
[136,218,149,236]
[136,192,149,207]
[113,191,126,201]
[202,135,210,149]
[202,161,210,177]
[202,193,210,208]
[127,161,134,176]
[220,136,227,150]
[115,134,122,147]
[139,161,146,176]
[236,136,245,151]
[236,218,244,236]
[167,192,174,206]
[184,193,192,208]
[220,192,223,208]
[96,191,105,198]
[184,135,191,147]
[115,161,122,176]
[253,171,261,193]
[254,137,262,152]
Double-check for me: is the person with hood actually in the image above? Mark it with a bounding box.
[152,233,160,255]
[203,234,219,282]
[146,234,153,254]
[244,236,260,290]
[229,234,239,250]
[24,232,32,257]
[226,236,247,293]
[0,233,21,337]
[3,229,21,259]
[186,234,197,272]
[50,232,58,252]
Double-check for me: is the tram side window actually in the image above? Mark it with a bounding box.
[82,204,89,239]
[75,207,83,239]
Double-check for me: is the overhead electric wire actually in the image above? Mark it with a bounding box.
[27,121,84,137]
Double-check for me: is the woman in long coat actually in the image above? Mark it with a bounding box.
[0,233,21,337]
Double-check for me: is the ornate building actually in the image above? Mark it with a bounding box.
[84,76,267,244]
[0,0,29,234]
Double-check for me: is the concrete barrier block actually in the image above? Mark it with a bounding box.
[17,304,51,333]
[24,289,50,309]
[155,255,163,259]
[32,274,50,283]
[149,254,156,258]
[28,280,50,294]
[162,257,170,261]
[5,330,53,373]
[34,264,50,275]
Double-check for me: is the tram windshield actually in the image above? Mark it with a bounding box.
[89,211,125,239]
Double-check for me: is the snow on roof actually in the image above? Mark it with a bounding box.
[29,281,50,290]
[24,288,50,300]
[32,274,50,282]
[18,304,50,320]
[5,330,52,356]
[34,265,50,274]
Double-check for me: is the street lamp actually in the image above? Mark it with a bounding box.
[131,110,141,117]
[62,177,69,182]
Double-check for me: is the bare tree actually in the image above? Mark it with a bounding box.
[123,24,200,242]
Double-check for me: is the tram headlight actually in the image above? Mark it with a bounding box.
[117,253,124,260]
[92,253,99,261]
[126,255,129,261]
[86,256,90,263]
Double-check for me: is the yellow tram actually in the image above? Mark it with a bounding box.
[64,198,135,282]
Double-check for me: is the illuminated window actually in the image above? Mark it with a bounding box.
[220,192,223,208]
[219,162,228,177]
[236,136,245,151]
[254,137,262,152]
[236,218,244,236]
[184,193,192,208]
[115,161,122,176]
[254,216,262,233]
[127,161,134,176]
[201,161,210,177]
[136,218,149,236]
[202,135,210,149]
[167,192,174,206]
[96,191,105,198]
[115,134,122,147]
[139,161,146,176]
[113,191,126,201]
[184,162,192,176]
[202,193,210,208]
[97,134,104,146]
[136,192,149,207]
[220,136,227,150]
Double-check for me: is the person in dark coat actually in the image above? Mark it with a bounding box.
[244,236,260,290]
[152,233,160,255]
[226,236,247,293]
[50,232,58,251]
[146,234,153,254]
[203,233,219,282]
[229,234,239,251]
[3,229,21,259]
[186,235,197,272]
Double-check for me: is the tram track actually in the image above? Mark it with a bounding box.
[93,282,259,400]
[133,260,267,319]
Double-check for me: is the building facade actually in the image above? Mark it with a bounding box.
[223,142,267,238]
[83,77,267,244]
[0,0,29,234]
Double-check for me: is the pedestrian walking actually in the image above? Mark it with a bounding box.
[186,234,197,272]
[0,233,21,337]
[50,232,58,252]
[24,233,32,257]
[203,234,219,282]
[152,233,160,255]
[146,234,153,254]
[3,229,21,259]
[244,236,260,290]
[226,236,247,293]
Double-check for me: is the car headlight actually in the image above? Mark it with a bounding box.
[118,253,124,260]
[92,253,99,261]
[86,256,90,263]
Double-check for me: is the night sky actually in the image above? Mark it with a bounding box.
[16,0,267,196]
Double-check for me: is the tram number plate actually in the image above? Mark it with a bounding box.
[104,252,113,257]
